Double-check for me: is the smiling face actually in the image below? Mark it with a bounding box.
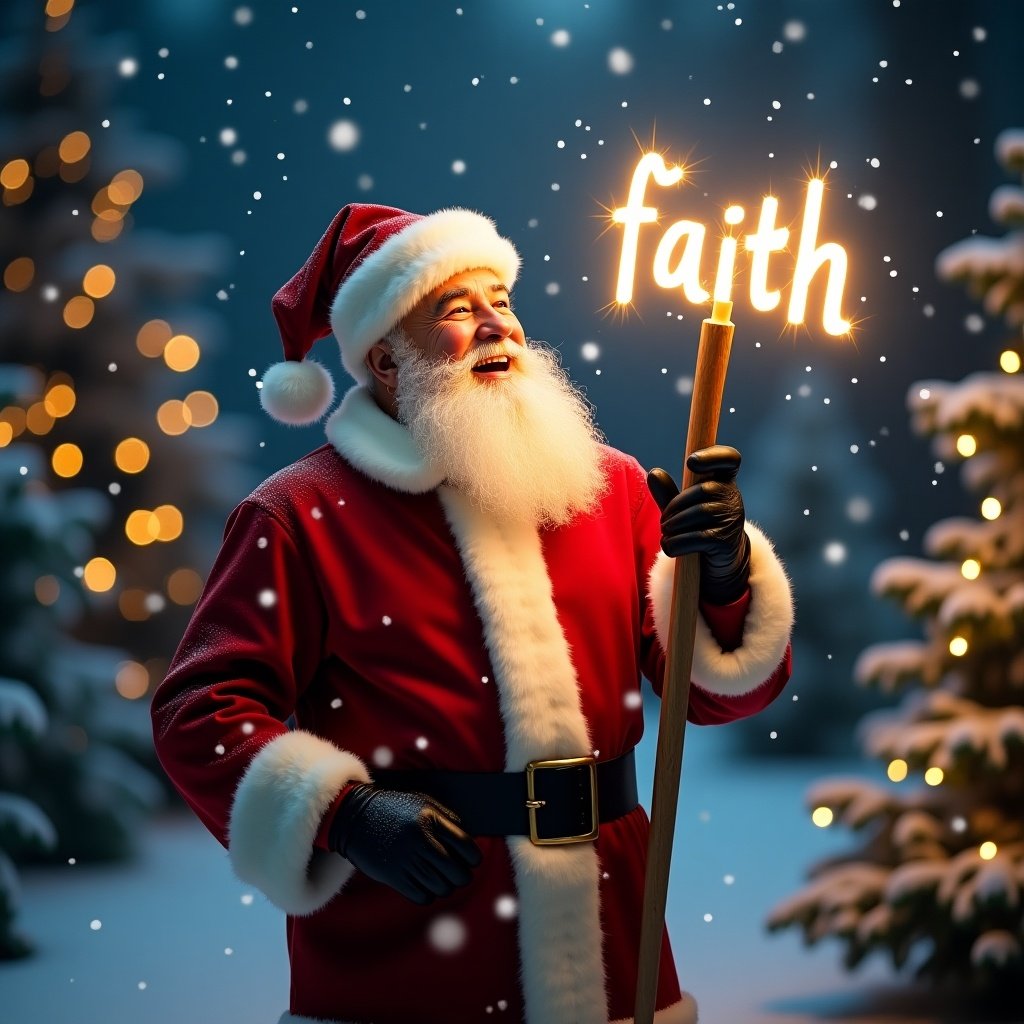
[399,267,526,374]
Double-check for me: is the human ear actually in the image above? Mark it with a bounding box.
[365,340,398,389]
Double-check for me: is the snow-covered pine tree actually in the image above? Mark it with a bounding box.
[0,4,253,695]
[766,129,1024,998]
[0,366,163,958]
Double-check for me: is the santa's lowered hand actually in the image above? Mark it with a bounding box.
[329,785,482,904]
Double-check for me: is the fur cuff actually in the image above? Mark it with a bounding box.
[228,730,370,916]
[648,521,793,698]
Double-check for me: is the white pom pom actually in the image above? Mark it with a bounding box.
[259,359,335,425]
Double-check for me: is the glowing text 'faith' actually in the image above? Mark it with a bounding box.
[613,153,852,335]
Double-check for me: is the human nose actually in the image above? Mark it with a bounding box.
[474,305,516,343]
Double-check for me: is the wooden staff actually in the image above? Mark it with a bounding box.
[634,298,736,1024]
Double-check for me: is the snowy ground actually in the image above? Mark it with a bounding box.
[2,708,1019,1024]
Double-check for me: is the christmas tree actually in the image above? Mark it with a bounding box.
[0,366,164,959]
[1,4,253,686]
[766,129,1024,998]
[1,2,257,956]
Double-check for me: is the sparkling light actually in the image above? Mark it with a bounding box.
[115,661,149,700]
[961,559,981,581]
[163,334,200,372]
[924,767,944,786]
[58,131,91,163]
[125,510,160,546]
[1000,349,1021,373]
[980,497,1001,521]
[63,295,95,329]
[955,433,977,457]
[153,504,184,542]
[949,636,968,657]
[979,841,997,860]
[83,557,116,592]
[136,319,172,358]
[887,758,908,782]
[115,437,150,473]
[156,399,192,435]
[52,442,83,477]
[811,806,833,827]
[184,391,219,427]
[3,256,34,291]
[83,265,115,298]
[44,384,76,417]
[0,158,30,189]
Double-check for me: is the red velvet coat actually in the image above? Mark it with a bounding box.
[152,386,793,1024]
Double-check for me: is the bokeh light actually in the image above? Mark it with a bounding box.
[83,557,116,592]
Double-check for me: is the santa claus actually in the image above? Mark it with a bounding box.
[151,204,794,1024]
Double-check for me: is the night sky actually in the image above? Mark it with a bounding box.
[23,0,1024,564]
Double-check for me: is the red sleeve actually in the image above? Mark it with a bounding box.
[151,500,328,848]
[633,458,791,725]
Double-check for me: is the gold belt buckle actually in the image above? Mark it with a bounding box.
[525,755,599,846]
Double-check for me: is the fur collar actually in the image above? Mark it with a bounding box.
[323,385,445,493]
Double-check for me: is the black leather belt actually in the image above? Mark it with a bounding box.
[371,749,638,846]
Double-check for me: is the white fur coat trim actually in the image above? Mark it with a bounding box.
[228,730,370,916]
[276,992,697,1024]
[647,521,793,698]
[438,486,608,1024]
[324,385,445,494]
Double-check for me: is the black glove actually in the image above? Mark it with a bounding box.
[646,444,751,605]
[329,785,482,905]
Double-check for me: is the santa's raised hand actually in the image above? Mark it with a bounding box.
[646,444,751,606]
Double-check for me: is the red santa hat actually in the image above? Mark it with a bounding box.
[260,203,521,425]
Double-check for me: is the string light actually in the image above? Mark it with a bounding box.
[980,497,1001,521]
[44,383,76,417]
[125,510,160,546]
[3,256,34,291]
[115,661,149,700]
[163,334,200,372]
[136,319,172,358]
[811,806,833,827]
[156,399,192,435]
[82,264,115,298]
[924,767,944,786]
[83,557,116,592]
[153,504,184,541]
[979,841,998,860]
[887,758,908,782]
[62,295,94,329]
[167,568,204,604]
[949,636,968,657]
[0,158,30,190]
[26,402,56,435]
[58,130,91,164]
[955,434,977,457]
[35,575,60,605]
[960,559,981,580]
[184,390,218,427]
[999,350,1021,373]
[114,437,150,473]
[52,442,83,477]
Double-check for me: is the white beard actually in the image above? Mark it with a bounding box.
[390,332,608,527]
